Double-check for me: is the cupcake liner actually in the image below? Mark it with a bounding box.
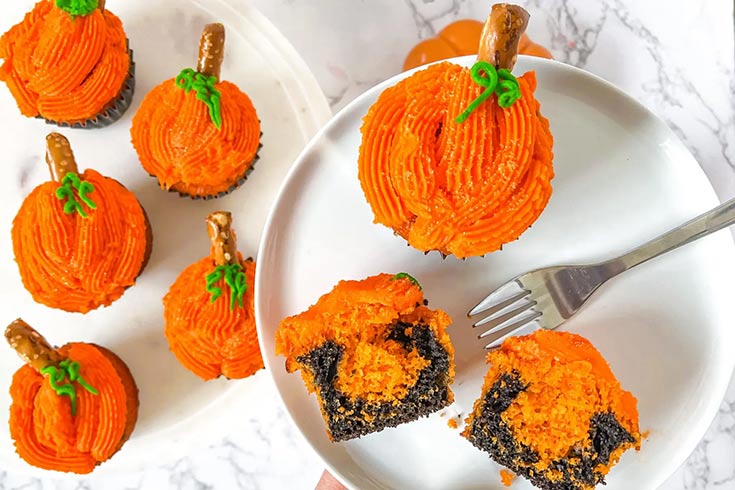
[41,42,136,129]
[161,136,263,200]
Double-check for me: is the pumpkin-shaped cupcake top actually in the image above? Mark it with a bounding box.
[5,319,139,474]
[131,23,261,199]
[12,133,151,313]
[0,0,133,126]
[164,211,263,380]
[359,3,554,259]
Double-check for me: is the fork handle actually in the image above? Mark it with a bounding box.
[608,196,735,272]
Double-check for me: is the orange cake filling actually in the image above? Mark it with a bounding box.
[358,61,554,258]
[9,342,134,474]
[164,257,263,380]
[276,273,454,403]
[470,330,640,479]
[130,79,261,196]
[12,169,149,313]
[0,0,130,123]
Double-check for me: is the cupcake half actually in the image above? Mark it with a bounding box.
[131,23,261,199]
[5,318,139,474]
[463,330,641,490]
[12,133,152,313]
[276,273,455,441]
[0,0,134,128]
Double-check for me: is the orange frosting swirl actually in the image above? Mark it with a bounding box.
[130,79,261,197]
[163,257,263,380]
[12,169,149,313]
[358,62,554,258]
[0,0,131,124]
[9,342,138,474]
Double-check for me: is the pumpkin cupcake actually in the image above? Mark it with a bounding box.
[0,0,135,128]
[359,3,554,259]
[5,318,139,474]
[163,211,263,380]
[12,133,152,313]
[275,273,455,441]
[463,330,641,490]
[131,23,261,199]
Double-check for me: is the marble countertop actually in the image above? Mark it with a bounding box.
[1,0,734,489]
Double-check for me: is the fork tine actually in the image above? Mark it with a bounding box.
[467,288,528,318]
[479,311,542,350]
[473,300,537,330]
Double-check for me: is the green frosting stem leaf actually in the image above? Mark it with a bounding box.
[176,68,223,129]
[206,264,248,310]
[40,360,98,416]
[392,272,422,290]
[55,0,99,18]
[455,61,522,124]
[496,69,521,108]
[55,172,96,218]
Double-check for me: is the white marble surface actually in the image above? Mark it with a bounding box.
[1,0,734,489]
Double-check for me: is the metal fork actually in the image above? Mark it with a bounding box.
[468,196,735,349]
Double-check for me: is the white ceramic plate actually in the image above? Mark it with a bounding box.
[0,0,330,478]
[256,55,735,490]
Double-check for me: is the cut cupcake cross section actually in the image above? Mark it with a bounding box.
[463,330,641,490]
[275,273,455,441]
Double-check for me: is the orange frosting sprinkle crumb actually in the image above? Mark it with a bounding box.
[500,469,516,487]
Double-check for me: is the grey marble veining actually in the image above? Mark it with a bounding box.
[1,0,734,489]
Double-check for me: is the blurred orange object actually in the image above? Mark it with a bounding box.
[519,32,553,59]
[403,20,552,71]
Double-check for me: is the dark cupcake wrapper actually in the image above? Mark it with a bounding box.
[155,135,263,201]
[39,41,136,129]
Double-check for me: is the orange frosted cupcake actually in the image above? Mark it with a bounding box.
[12,133,151,313]
[276,273,455,441]
[131,23,261,199]
[5,318,139,474]
[163,211,263,380]
[0,0,135,128]
[463,330,641,490]
[359,3,554,259]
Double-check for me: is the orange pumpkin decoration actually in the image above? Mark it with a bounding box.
[131,23,261,199]
[359,4,554,259]
[404,19,552,71]
[5,318,139,474]
[518,33,553,59]
[12,133,151,313]
[163,211,263,380]
[0,0,134,127]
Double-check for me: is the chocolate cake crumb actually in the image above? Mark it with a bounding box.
[297,321,452,442]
